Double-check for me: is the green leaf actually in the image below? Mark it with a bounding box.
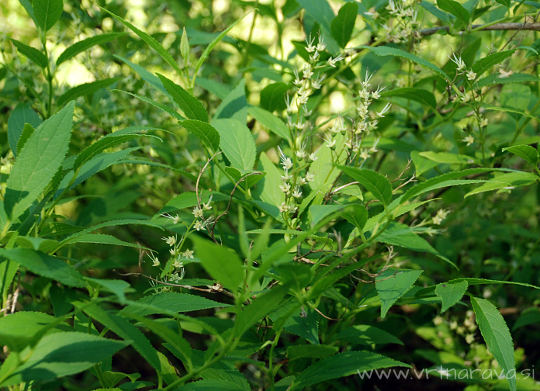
[56,32,126,65]
[213,79,247,122]
[293,351,409,389]
[472,50,514,76]
[57,77,120,107]
[257,152,285,208]
[0,332,126,387]
[436,0,469,26]
[114,55,168,94]
[471,297,516,391]
[181,120,220,150]
[193,237,244,293]
[331,2,358,48]
[435,281,468,312]
[16,123,35,155]
[121,292,228,316]
[158,74,208,121]
[376,268,423,318]
[10,39,48,68]
[381,87,437,109]
[4,102,74,221]
[248,106,289,140]
[502,145,538,165]
[287,345,338,361]
[465,171,537,197]
[32,0,63,31]
[116,89,183,120]
[418,151,473,164]
[338,166,392,205]
[7,103,41,156]
[0,248,85,288]
[81,303,161,371]
[60,233,148,250]
[102,7,182,75]
[212,118,256,172]
[512,308,540,331]
[260,82,289,112]
[0,311,58,351]
[84,278,130,304]
[361,46,448,79]
[334,325,404,346]
[309,204,346,226]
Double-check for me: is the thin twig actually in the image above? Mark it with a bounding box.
[419,22,540,37]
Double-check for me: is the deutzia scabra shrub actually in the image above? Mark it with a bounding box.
[0,1,539,390]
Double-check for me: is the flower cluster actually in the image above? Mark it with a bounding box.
[450,54,476,82]
[382,0,420,43]
[192,196,213,232]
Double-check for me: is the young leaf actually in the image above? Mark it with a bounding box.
[4,101,74,222]
[193,237,244,293]
[212,118,256,172]
[101,7,183,75]
[435,281,468,312]
[0,248,85,288]
[10,39,48,68]
[293,351,409,389]
[181,120,220,150]
[330,2,358,48]
[376,268,423,318]
[33,0,63,31]
[0,332,126,387]
[471,297,516,391]
[7,103,41,156]
[158,73,208,122]
[338,166,392,205]
[56,32,126,65]
[502,145,538,165]
[57,77,120,106]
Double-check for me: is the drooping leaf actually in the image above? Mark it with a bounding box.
[32,0,63,31]
[0,248,85,288]
[56,32,126,65]
[502,145,538,165]
[10,39,48,68]
[293,351,409,389]
[193,237,244,293]
[435,281,468,312]
[0,332,126,386]
[376,268,423,318]
[471,297,516,391]
[57,77,120,106]
[4,101,74,221]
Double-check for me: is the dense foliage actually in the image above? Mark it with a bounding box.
[1,0,539,390]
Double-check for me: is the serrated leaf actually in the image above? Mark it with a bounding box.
[331,2,358,48]
[435,281,468,312]
[287,345,338,361]
[4,102,74,221]
[293,351,409,389]
[212,118,256,172]
[7,103,41,156]
[471,297,516,391]
[339,166,392,205]
[33,0,63,31]
[0,332,126,387]
[57,77,120,106]
[158,73,208,121]
[418,151,473,164]
[0,248,85,288]
[56,32,125,65]
[193,237,244,293]
[0,311,58,351]
[502,145,538,165]
[181,119,220,150]
[10,39,48,68]
[376,268,423,318]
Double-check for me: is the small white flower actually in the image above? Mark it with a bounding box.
[194,220,206,231]
[302,63,313,79]
[148,253,160,267]
[432,209,449,225]
[182,249,194,259]
[450,53,466,72]
[327,54,344,68]
[296,149,306,159]
[360,149,370,160]
[279,182,291,193]
[498,69,513,78]
[279,202,289,213]
[163,235,177,246]
[192,206,204,218]
[203,195,213,211]
[463,134,474,146]
[308,152,317,162]
[316,38,326,52]
[325,136,336,149]
[377,103,391,118]
[305,173,315,182]
[292,188,302,198]
[278,147,293,170]
[466,70,476,81]
[173,259,184,269]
